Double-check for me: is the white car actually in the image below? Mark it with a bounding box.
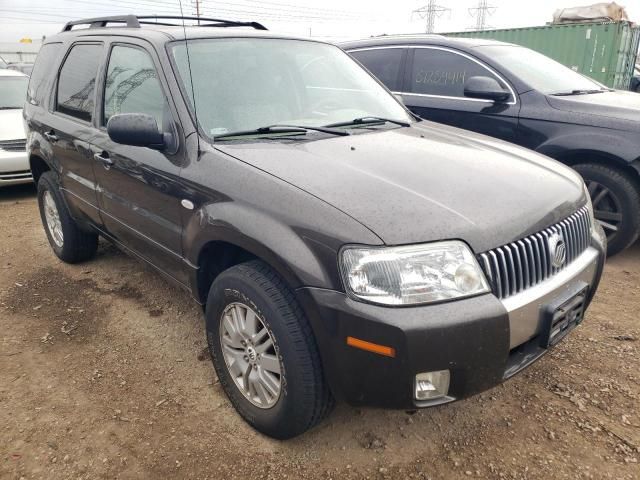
[0,69,31,186]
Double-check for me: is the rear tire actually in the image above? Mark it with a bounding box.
[205,260,334,439]
[574,163,640,256]
[37,171,98,263]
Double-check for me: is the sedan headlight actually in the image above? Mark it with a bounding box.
[340,241,490,306]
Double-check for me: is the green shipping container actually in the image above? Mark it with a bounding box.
[446,21,640,89]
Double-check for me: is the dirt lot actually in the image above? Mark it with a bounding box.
[1,183,638,480]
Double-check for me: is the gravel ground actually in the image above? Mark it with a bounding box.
[1,183,638,480]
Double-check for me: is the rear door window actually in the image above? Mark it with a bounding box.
[350,48,404,91]
[408,48,507,98]
[56,43,103,122]
[27,42,63,106]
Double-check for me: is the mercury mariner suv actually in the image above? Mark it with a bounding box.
[24,15,606,439]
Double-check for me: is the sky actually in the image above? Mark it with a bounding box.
[0,0,639,43]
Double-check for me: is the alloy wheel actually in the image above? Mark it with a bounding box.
[587,180,623,244]
[219,302,282,409]
[43,190,64,248]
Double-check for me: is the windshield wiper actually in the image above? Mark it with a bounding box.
[0,106,21,110]
[549,89,608,96]
[214,124,349,140]
[324,116,411,128]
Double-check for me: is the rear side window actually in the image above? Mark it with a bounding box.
[27,43,63,106]
[350,48,404,91]
[56,44,102,122]
[103,45,166,128]
[409,48,507,98]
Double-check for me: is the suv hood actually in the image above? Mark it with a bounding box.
[546,90,640,132]
[0,109,25,140]
[215,123,586,253]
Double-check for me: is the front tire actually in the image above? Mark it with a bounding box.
[205,260,334,439]
[574,163,640,256]
[37,171,98,263]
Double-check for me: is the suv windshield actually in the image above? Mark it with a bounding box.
[475,45,604,95]
[170,38,411,138]
[0,76,28,109]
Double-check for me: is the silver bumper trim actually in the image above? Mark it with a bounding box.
[502,246,599,348]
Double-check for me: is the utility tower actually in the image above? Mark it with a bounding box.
[412,0,449,34]
[469,0,496,30]
[192,0,202,24]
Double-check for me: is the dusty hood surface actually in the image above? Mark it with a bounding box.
[215,122,586,253]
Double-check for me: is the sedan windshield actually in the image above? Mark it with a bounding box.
[0,76,28,109]
[170,38,411,139]
[475,45,604,95]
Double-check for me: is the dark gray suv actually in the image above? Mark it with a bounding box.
[24,15,606,439]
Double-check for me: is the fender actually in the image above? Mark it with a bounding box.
[183,200,363,301]
[534,130,639,166]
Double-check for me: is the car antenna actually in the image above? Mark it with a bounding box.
[178,0,201,155]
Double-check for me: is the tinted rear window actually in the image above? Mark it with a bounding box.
[27,43,63,106]
[56,44,102,122]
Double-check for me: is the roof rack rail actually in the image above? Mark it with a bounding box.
[61,14,267,32]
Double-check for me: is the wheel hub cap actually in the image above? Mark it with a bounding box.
[219,302,282,409]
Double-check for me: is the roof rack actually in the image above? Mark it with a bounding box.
[61,15,268,32]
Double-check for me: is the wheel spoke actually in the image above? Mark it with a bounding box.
[228,355,248,378]
[254,378,270,405]
[252,327,269,344]
[222,315,243,347]
[587,181,599,197]
[258,368,280,398]
[260,353,281,374]
[594,210,622,222]
[591,187,609,208]
[230,306,245,337]
[598,220,619,232]
[255,337,273,354]
[244,309,258,337]
[219,302,282,409]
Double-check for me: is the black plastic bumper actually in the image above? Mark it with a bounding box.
[295,231,606,409]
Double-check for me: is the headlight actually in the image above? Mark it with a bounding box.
[340,241,490,306]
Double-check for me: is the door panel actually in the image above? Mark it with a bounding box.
[402,47,521,143]
[52,42,104,226]
[92,42,188,284]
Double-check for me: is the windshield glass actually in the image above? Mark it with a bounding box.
[170,38,411,138]
[0,76,28,109]
[475,45,603,94]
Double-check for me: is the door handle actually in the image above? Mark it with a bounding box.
[44,131,58,142]
[93,151,114,168]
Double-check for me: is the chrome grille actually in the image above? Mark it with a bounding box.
[0,139,27,152]
[478,206,592,299]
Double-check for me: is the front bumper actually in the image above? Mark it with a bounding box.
[296,229,606,409]
[0,150,32,186]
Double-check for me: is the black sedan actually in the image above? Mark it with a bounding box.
[343,36,640,255]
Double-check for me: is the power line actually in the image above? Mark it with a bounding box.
[468,0,496,31]
[411,0,449,34]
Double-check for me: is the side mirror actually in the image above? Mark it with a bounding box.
[464,76,510,102]
[107,113,165,150]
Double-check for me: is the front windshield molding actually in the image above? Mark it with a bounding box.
[349,45,518,106]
